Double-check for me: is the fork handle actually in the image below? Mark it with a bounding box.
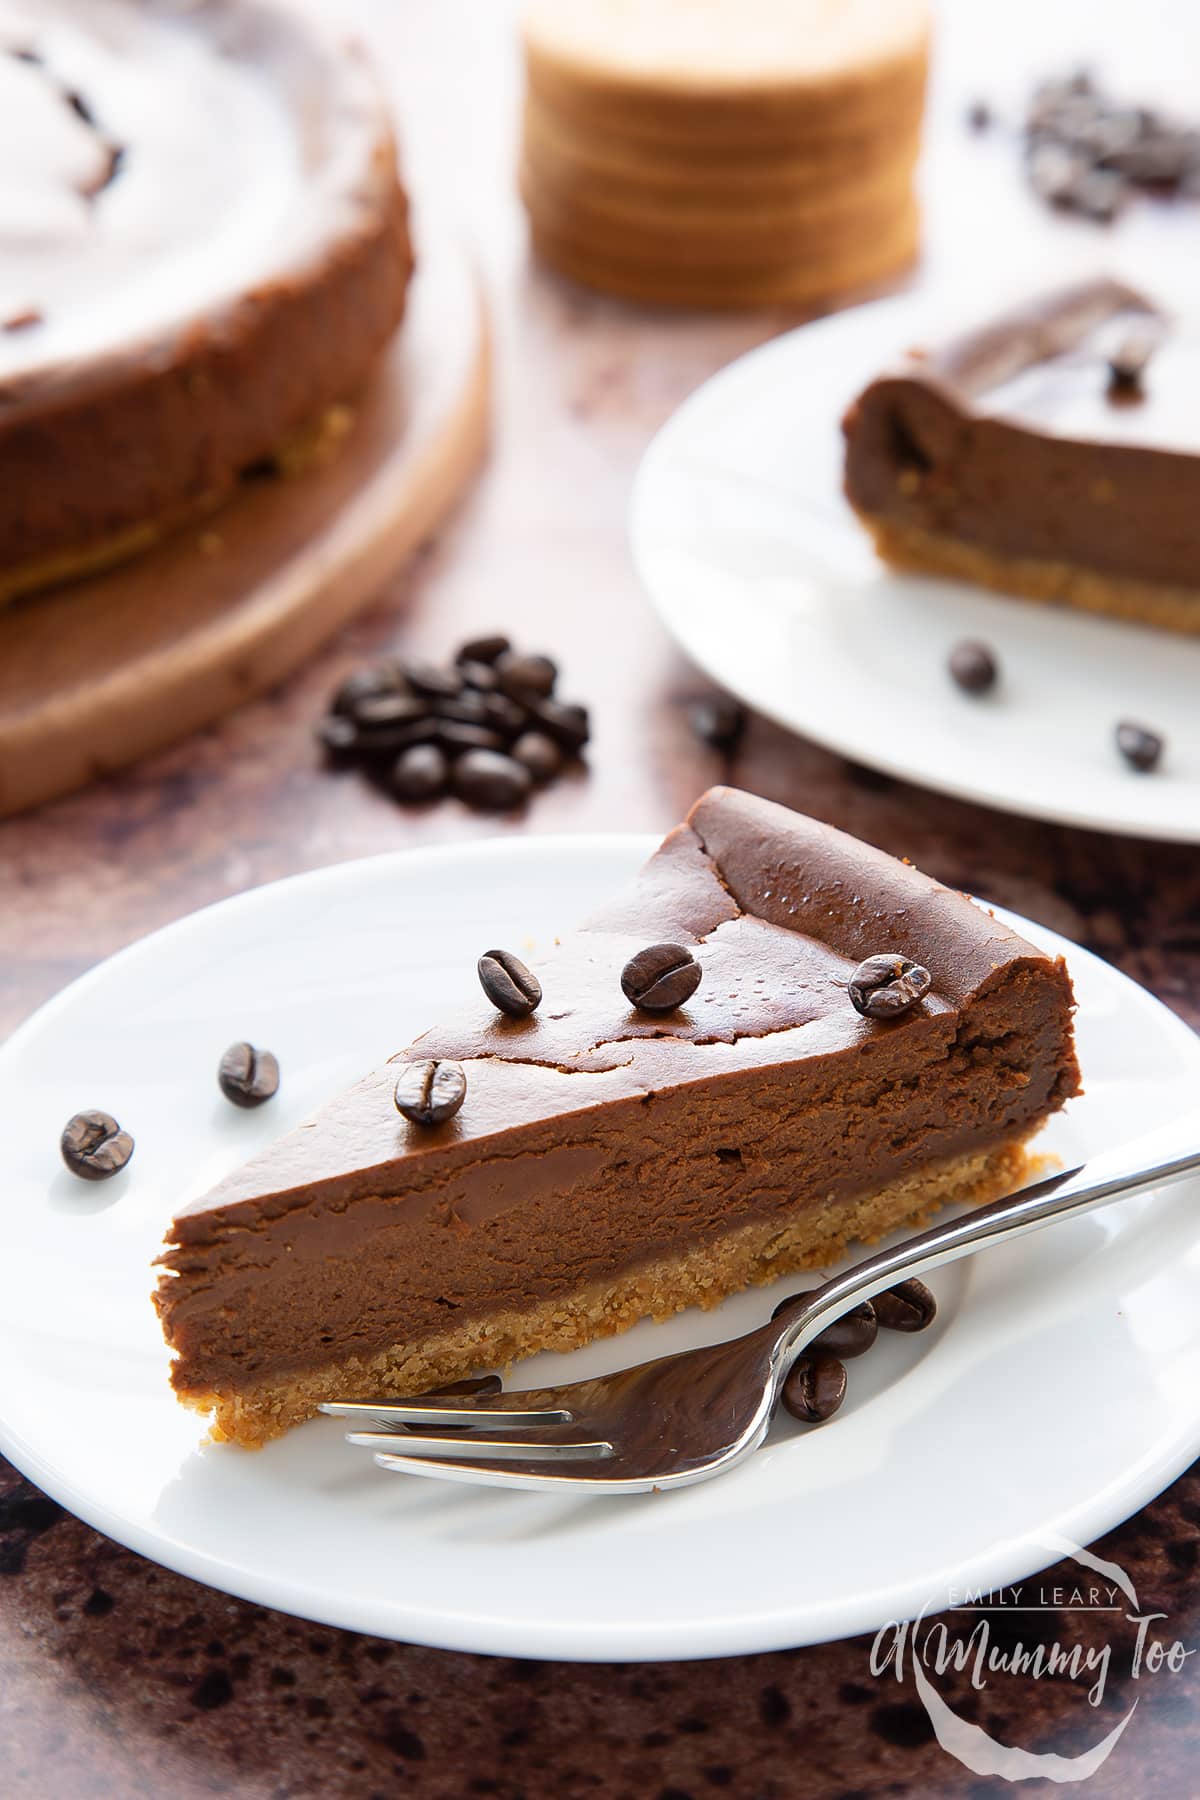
[775,1118,1200,1366]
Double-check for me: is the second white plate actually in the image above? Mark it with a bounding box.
[2,838,1200,1660]
[631,292,1200,841]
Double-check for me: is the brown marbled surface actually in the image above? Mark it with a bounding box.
[3,2,1200,1794]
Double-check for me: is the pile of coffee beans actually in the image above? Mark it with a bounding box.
[1018,71,1200,221]
[773,1277,937,1424]
[317,636,590,812]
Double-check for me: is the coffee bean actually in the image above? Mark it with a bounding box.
[356,717,440,761]
[457,659,499,694]
[967,98,992,132]
[495,651,557,700]
[456,634,511,666]
[401,661,462,700]
[873,1278,937,1332]
[452,749,533,810]
[847,953,932,1020]
[948,640,997,694]
[478,948,543,1017]
[480,692,533,737]
[433,691,490,725]
[1115,720,1164,771]
[1107,328,1157,395]
[391,743,448,802]
[781,1353,847,1423]
[218,1042,280,1108]
[393,1059,467,1126]
[621,943,702,1012]
[60,1110,134,1181]
[330,662,405,718]
[771,1292,878,1359]
[351,692,430,732]
[528,698,590,753]
[511,730,562,783]
[315,714,361,764]
[437,720,508,756]
[689,695,745,752]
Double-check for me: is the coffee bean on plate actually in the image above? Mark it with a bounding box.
[511,730,563,783]
[1107,329,1157,396]
[218,1042,280,1108]
[771,1292,879,1359]
[61,1109,134,1181]
[873,1277,937,1332]
[456,634,511,666]
[689,695,746,752]
[394,1058,467,1126]
[391,743,448,802]
[781,1353,847,1423]
[495,651,557,700]
[847,953,932,1019]
[948,640,997,694]
[452,749,533,810]
[621,943,702,1012]
[478,948,543,1018]
[1115,720,1164,771]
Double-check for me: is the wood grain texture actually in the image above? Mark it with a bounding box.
[2,1,1200,1795]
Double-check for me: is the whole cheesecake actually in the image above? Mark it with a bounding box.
[155,789,1080,1446]
[0,0,413,601]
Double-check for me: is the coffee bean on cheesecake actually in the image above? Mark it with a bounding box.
[781,1353,847,1423]
[621,943,702,1012]
[456,634,511,667]
[390,743,449,802]
[495,651,558,700]
[948,640,997,694]
[771,1292,879,1359]
[60,1110,134,1181]
[452,749,533,810]
[218,1042,280,1108]
[394,1059,467,1127]
[847,953,932,1019]
[511,731,563,783]
[873,1277,937,1332]
[1115,720,1164,771]
[478,949,543,1018]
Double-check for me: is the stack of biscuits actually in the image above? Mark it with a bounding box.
[519,0,930,309]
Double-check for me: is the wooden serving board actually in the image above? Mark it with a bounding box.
[0,237,490,817]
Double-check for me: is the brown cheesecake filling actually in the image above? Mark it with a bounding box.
[842,278,1200,632]
[154,789,1080,1443]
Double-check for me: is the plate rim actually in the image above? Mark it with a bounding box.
[3,832,1200,1661]
[630,289,1200,845]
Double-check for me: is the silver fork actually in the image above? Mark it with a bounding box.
[322,1122,1200,1495]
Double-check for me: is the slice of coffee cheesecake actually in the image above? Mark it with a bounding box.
[842,277,1200,635]
[154,788,1080,1445]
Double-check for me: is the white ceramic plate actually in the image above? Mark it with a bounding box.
[2,837,1199,1661]
[630,293,1200,842]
